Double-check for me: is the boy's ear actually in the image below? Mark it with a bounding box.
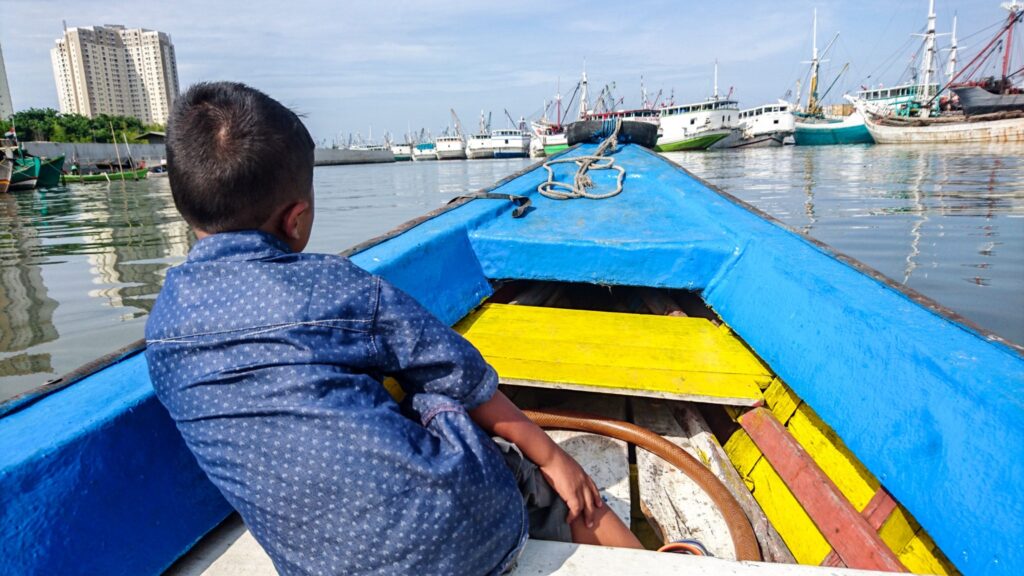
[281,200,310,239]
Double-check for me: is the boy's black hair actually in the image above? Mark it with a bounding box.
[166,82,315,232]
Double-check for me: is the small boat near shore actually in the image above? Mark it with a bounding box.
[8,160,38,191]
[61,167,149,184]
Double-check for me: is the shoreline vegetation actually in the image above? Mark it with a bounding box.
[0,108,164,144]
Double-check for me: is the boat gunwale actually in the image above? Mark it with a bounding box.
[4,139,1020,420]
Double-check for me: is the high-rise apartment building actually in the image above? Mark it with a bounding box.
[51,25,179,125]
[0,40,13,120]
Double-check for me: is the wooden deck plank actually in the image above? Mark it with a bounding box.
[457,304,772,377]
[671,404,796,564]
[630,400,736,559]
[739,409,907,573]
[457,304,768,405]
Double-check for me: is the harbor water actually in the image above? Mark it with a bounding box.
[2,146,1022,403]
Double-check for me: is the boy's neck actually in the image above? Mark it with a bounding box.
[193,227,303,253]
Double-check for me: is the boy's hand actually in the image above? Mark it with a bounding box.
[467,391,604,527]
[538,447,603,528]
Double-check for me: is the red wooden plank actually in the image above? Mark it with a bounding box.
[739,408,907,572]
[821,488,901,567]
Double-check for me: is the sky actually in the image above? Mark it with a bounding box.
[0,0,1007,144]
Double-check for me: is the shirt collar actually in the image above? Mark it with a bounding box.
[187,230,294,263]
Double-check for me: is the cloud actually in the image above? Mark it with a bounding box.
[0,0,996,140]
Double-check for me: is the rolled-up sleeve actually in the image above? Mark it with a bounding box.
[372,277,498,410]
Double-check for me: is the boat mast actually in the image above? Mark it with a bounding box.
[945,15,959,83]
[713,59,720,100]
[578,62,589,120]
[556,78,562,127]
[807,9,821,114]
[919,0,939,105]
[1002,1,1022,91]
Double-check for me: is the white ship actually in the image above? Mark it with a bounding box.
[412,142,437,161]
[467,111,494,159]
[490,128,530,158]
[434,135,467,160]
[656,63,740,151]
[718,102,796,148]
[390,143,413,161]
[435,109,468,160]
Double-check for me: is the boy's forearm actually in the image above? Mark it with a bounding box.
[469,391,559,466]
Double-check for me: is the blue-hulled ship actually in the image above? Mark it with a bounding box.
[2,125,1021,576]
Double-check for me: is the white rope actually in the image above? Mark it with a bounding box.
[537,119,625,200]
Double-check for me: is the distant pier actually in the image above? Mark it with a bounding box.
[20,142,396,168]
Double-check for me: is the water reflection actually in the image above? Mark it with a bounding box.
[0,178,192,401]
[0,195,58,377]
[666,144,1024,346]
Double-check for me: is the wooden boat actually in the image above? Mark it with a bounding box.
[859,107,1024,144]
[60,167,149,184]
[34,155,66,189]
[2,132,1021,576]
[0,159,11,193]
[8,160,38,191]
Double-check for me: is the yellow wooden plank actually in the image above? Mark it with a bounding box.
[763,378,800,425]
[465,332,770,378]
[747,458,832,565]
[457,304,772,377]
[897,531,958,575]
[878,504,918,554]
[785,406,880,512]
[723,429,762,482]
[487,357,765,405]
[455,303,768,403]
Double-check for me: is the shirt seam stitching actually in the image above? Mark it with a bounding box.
[147,319,371,343]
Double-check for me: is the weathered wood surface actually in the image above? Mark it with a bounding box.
[739,408,907,572]
[671,403,797,564]
[631,399,735,559]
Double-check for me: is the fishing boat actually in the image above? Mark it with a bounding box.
[434,109,469,160]
[0,158,11,193]
[412,142,438,161]
[60,167,149,184]
[34,155,65,189]
[711,102,795,149]
[949,1,1023,115]
[489,128,530,158]
[467,133,494,159]
[656,63,739,152]
[434,135,466,160]
[5,124,1017,575]
[655,100,736,151]
[389,142,413,162]
[857,1,1024,144]
[8,158,38,191]
[792,10,874,146]
[467,111,495,159]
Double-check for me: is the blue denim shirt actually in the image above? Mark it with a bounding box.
[145,231,527,575]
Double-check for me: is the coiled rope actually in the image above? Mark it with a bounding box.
[537,119,625,200]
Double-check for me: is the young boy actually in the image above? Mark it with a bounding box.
[146,82,641,576]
